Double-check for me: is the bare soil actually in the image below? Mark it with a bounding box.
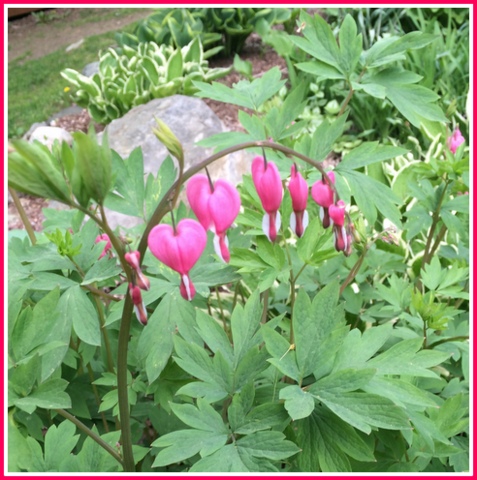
[7,9,287,232]
[8,7,154,62]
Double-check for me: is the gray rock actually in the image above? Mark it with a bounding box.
[29,126,73,149]
[101,95,253,185]
[82,61,100,78]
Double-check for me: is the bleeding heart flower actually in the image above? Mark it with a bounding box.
[311,171,335,228]
[252,155,283,242]
[329,200,348,252]
[95,234,112,259]
[125,250,150,291]
[129,283,147,325]
[447,127,465,154]
[186,174,241,263]
[148,219,207,301]
[288,164,309,237]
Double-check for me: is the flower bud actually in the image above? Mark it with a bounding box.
[125,250,150,291]
[252,156,283,242]
[288,164,309,237]
[153,117,184,170]
[311,171,335,228]
[95,234,112,259]
[447,127,465,154]
[129,283,147,325]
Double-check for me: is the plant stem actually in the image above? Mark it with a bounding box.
[92,292,115,373]
[109,140,334,472]
[421,180,449,268]
[115,295,135,472]
[82,284,121,302]
[428,224,447,259]
[338,86,355,117]
[55,409,123,467]
[9,187,37,245]
[293,263,308,283]
[427,335,469,349]
[339,250,367,296]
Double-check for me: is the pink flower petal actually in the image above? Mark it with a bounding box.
[208,179,241,234]
[252,156,283,213]
[186,175,212,230]
[329,200,346,227]
[311,172,335,208]
[148,219,207,275]
[288,164,309,212]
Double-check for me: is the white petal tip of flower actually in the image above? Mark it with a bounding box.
[290,212,297,236]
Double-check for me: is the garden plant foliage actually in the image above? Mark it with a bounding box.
[8,9,469,473]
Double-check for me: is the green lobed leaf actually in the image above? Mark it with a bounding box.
[234,402,289,435]
[170,398,228,434]
[194,67,286,111]
[58,286,101,347]
[44,421,80,471]
[366,337,450,378]
[72,129,112,206]
[279,385,315,420]
[337,169,402,227]
[237,431,301,461]
[340,142,408,169]
[262,326,300,382]
[293,282,347,379]
[309,368,376,395]
[295,60,345,79]
[15,378,71,414]
[231,289,262,367]
[81,256,121,285]
[151,429,228,467]
[339,14,362,75]
[104,148,146,218]
[314,391,410,434]
[363,376,439,409]
[137,294,177,383]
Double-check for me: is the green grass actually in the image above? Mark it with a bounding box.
[8,19,141,138]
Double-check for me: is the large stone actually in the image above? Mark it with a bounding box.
[101,95,253,186]
[28,126,73,149]
[98,96,254,230]
[82,61,100,77]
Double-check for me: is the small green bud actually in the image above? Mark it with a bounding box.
[153,117,184,171]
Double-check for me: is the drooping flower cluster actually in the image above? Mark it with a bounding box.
[125,250,150,325]
[186,174,241,263]
[146,157,353,304]
[250,156,351,255]
[147,173,241,302]
[311,172,353,255]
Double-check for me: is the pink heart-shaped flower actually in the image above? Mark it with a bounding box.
[148,219,207,275]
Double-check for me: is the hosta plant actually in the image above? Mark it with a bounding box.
[61,38,231,124]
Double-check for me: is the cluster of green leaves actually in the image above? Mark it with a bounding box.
[61,38,231,124]
[327,7,469,128]
[117,7,293,57]
[8,8,469,475]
